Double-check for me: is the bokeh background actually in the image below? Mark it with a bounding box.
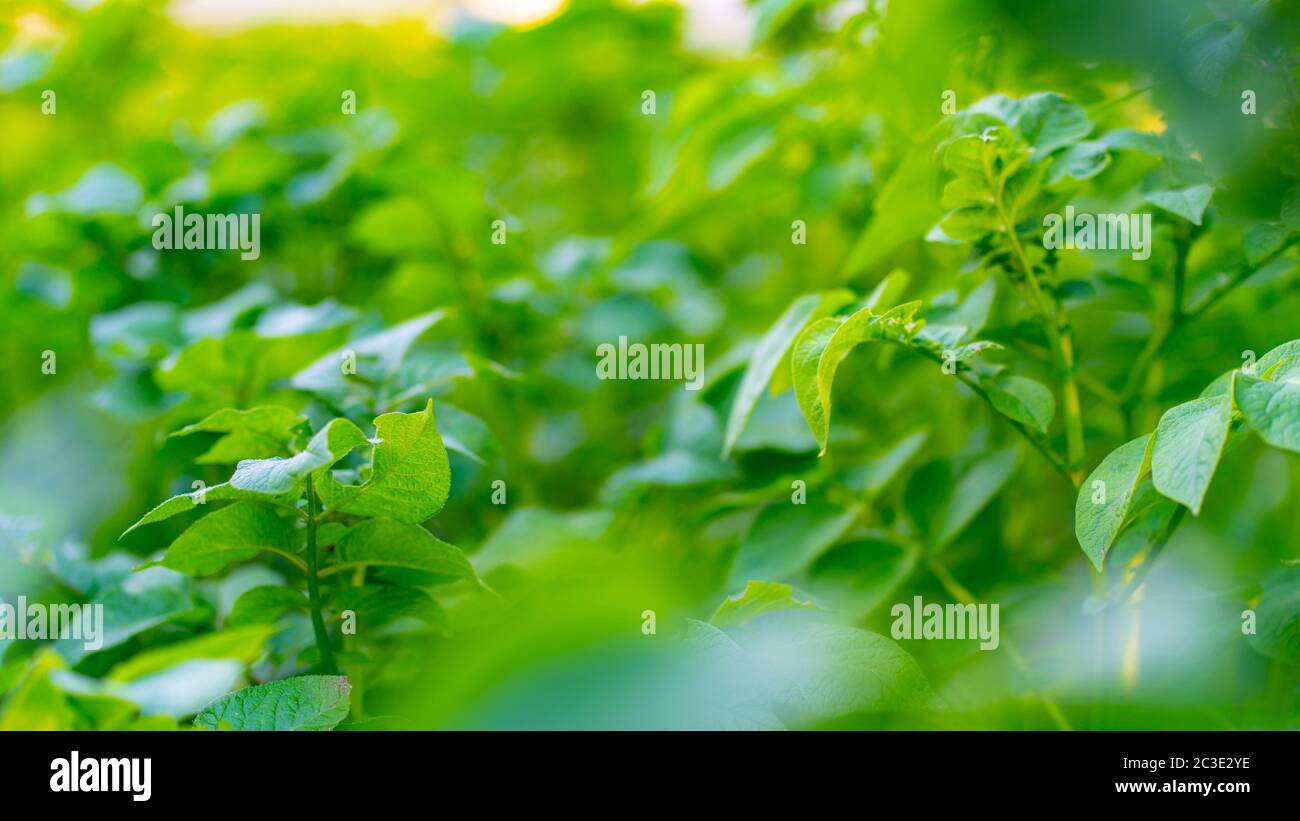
[1,0,1298,729]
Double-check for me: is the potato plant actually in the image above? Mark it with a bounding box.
[1,0,1299,731]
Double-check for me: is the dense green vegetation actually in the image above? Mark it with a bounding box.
[1,0,1298,730]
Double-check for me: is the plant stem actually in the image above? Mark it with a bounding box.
[987,157,1086,483]
[909,346,1076,486]
[1122,234,1298,407]
[305,477,338,674]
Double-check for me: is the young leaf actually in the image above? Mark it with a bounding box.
[329,517,475,582]
[316,400,450,523]
[145,502,293,576]
[230,417,369,496]
[1235,374,1300,453]
[710,581,818,628]
[193,675,351,731]
[794,302,921,455]
[722,293,822,458]
[1151,387,1234,515]
[985,375,1056,434]
[1075,434,1153,571]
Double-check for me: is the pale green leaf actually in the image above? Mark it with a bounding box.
[794,302,920,454]
[1151,388,1234,515]
[1235,374,1300,453]
[291,311,445,394]
[722,293,822,457]
[737,623,935,720]
[710,581,818,628]
[231,417,369,496]
[1257,339,1300,383]
[193,675,351,730]
[1075,434,1153,571]
[316,400,450,523]
[109,625,275,682]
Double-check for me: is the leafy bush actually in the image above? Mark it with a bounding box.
[1,0,1298,730]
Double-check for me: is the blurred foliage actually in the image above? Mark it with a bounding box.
[1,0,1298,730]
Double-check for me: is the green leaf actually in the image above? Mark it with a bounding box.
[330,517,475,582]
[707,124,776,191]
[291,311,446,395]
[1247,569,1300,664]
[1075,434,1153,571]
[939,206,1001,241]
[1151,387,1234,515]
[1235,374,1300,453]
[331,585,445,630]
[1283,186,1300,231]
[316,399,450,523]
[1257,339,1300,383]
[1242,223,1292,267]
[227,585,308,627]
[793,302,920,454]
[172,406,301,464]
[147,502,292,576]
[1146,184,1214,226]
[1047,140,1110,184]
[841,138,943,280]
[1012,92,1092,154]
[122,482,298,538]
[471,507,611,574]
[985,375,1055,434]
[940,177,993,209]
[108,625,275,682]
[231,417,369,496]
[710,581,818,628]
[736,623,935,720]
[728,500,860,585]
[722,293,822,457]
[1181,22,1246,95]
[933,448,1019,550]
[193,675,351,731]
